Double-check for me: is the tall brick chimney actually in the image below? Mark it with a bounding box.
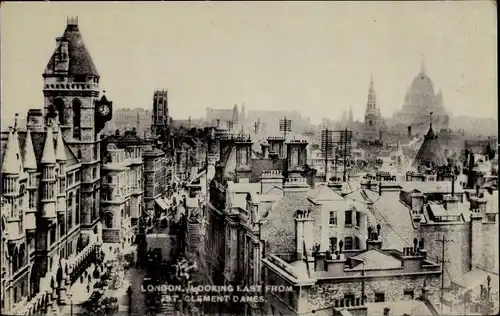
[470,197,486,269]
[295,209,314,265]
[261,142,270,159]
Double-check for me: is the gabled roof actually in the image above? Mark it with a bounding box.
[307,184,343,202]
[345,188,417,250]
[412,124,447,168]
[452,267,499,293]
[350,249,402,270]
[44,22,99,77]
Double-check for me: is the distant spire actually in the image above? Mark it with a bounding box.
[366,76,377,112]
[430,112,433,129]
[1,127,19,174]
[23,129,38,170]
[41,122,57,164]
[55,124,67,161]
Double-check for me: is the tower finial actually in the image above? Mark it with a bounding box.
[430,112,433,129]
[67,16,78,26]
[420,54,426,74]
[14,113,19,131]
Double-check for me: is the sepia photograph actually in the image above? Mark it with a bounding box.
[0,1,498,315]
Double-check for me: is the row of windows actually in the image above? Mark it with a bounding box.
[329,236,361,252]
[54,98,82,139]
[66,171,81,187]
[329,210,361,227]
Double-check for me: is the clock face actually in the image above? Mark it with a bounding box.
[99,104,110,116]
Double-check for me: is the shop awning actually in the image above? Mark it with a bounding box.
[155,198,168,210]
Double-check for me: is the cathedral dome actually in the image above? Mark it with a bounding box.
[410,72,435,96]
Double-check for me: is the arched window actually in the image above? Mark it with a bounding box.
[72,99,82,139]
[105,213,114,228]
[55,98,65,126]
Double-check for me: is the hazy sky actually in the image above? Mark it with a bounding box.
[1,1,497,125]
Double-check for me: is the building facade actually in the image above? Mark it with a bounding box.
[100,129,145,248]
[102,108,152,138]
[1,18,112,315]
[143,146,170,215]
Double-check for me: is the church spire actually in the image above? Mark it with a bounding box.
[366,75,377,112]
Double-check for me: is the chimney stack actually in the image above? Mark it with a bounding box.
[295,210,314,263]
[261,143,269,159]
[366,225,383,251]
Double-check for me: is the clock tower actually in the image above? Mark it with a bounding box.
[43,17,112,245]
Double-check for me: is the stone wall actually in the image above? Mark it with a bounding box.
[482,222,499,271]
[307,275,440,312]
[420,223,470,287]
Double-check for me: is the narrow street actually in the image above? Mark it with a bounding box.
[116,267,148,314]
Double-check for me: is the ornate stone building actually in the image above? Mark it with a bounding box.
[1,18,112,315]
[394,62,449,136]
[151,90,170,146]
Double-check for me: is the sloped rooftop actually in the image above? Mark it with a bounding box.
[349,249,402,271]
[44,21,99,77]
[412,124,447,168]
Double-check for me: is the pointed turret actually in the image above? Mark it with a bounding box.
[232,104,239,124]
[412,112,447,169]
[348,106,353,123]
[22,129,38,170]
[11,114,23,173]
[42,121,57,164]
[1,127,19,174]
[55,125,67,162]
